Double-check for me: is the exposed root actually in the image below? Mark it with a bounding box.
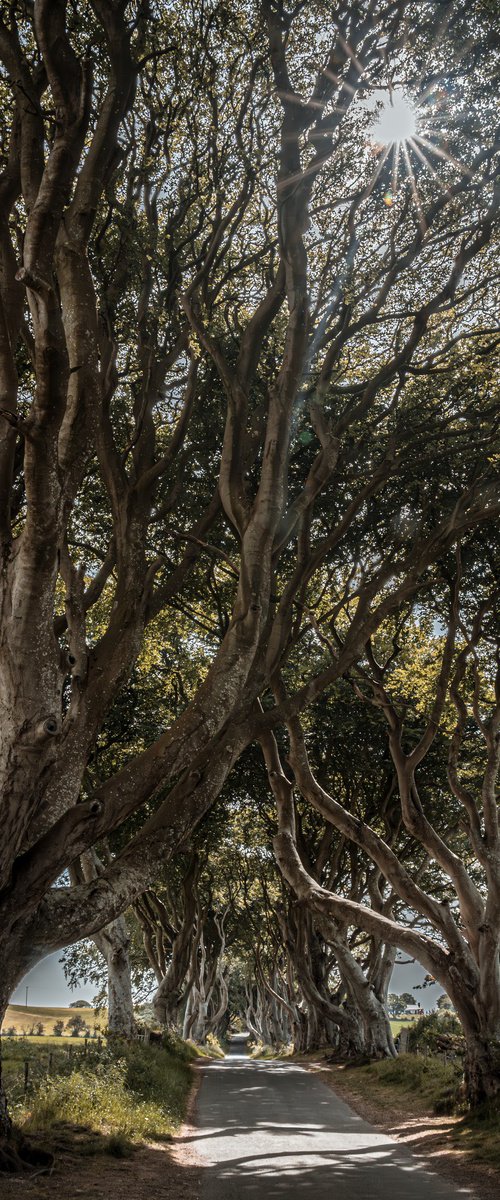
[0,1132,54,1174]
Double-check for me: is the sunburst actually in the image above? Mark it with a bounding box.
[365,82,475,223]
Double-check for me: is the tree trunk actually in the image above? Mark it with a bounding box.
[448,980,500,1105]
[0,983,53,1172]
[93,916,135,1037]
[152,856,200,1028]
[79,852,135,1037]
[463,1034,500,1106]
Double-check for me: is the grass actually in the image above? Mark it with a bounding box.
[4,1034,197,1156]
[332,1053,500,1171]
[351,1052,462,1113]
[454,1101,500,1169]
[2,1002,104,1037]
[389,1018,417,1037]
[2,1034,101,1046]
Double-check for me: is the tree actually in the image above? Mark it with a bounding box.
[66,1014,86,1038]
[52,1021,64,1037]
[266,561,500,1102]
[0,0,499,1158]
[437,994,454,1011]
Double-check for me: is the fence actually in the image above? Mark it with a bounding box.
[2,1036,105,1104]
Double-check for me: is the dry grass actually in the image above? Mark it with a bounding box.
[2,1002,105,1036]
[305,1053,500,1198]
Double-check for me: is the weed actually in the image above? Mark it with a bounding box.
[12,1038,194,1151]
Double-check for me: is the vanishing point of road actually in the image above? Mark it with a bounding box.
[190,1038,472,1199]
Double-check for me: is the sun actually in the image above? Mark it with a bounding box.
[370,89,417,145]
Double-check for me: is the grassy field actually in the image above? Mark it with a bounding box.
[2,1003,105,1039]
[389,1018,417,1036]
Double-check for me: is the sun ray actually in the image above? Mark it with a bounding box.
[402,143,427,235]
[322,66,360,98]
[414,5,456,88]
[364,143,392,200]
[407,137,452,201]
[336,33,370,81]
[417,36,476,100]
[391,143,400,196]
[414,134,473,178]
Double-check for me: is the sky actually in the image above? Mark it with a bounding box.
[10,948,443,1011]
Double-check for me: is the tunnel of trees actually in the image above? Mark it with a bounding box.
[0,0,499,1168]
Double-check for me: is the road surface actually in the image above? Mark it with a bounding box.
[191,1039,472,1199]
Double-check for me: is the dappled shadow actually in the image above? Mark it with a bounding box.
[190,1056,473,1199]
[0,1129,199,1200]
[197,1145,472,1198]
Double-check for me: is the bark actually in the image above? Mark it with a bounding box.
[93,916,135,1038]
[152,856,200,1027]
[264,723,500,1095]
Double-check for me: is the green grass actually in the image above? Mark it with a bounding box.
[454,1101,500,1169]
[354,1052,462,1113]
[389,1018,417,1036]
[335,1053,500,1170]
[5,1035,196,1155]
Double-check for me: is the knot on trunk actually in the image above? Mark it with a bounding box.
[33,716,60,741]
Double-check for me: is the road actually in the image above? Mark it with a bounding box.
[191,1039,472,1199]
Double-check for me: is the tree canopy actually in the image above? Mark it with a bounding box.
[0,0,499,1145]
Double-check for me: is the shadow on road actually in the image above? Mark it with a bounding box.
[189,1049,472,1198]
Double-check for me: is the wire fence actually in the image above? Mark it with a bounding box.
[2,1036,106,1105]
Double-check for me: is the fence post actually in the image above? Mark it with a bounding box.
[84,1038,88,1058]
[24,1060,29,1096]
[48,1051,53,1075]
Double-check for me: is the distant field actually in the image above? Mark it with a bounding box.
[390,1018,418,1036]
[2,1003,106,1038]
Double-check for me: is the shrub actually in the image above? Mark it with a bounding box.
[361,1053,463,1114]
[407,1011,465,1057]
[20,1039,194,1147]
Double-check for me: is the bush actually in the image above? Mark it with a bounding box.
[361,1053,463,1114]
[20,1039,194,1147]
[407,1011,465,1057]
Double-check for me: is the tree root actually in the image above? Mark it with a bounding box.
[0,1131,54,1174]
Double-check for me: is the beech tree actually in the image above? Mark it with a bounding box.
[266,559,500,1102]
[0,0,499,1160]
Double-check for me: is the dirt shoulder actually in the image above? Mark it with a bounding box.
[304,1057,500,1200]
[1,1068,203,1200]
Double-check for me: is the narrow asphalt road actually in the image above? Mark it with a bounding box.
[191,1039,472,1199]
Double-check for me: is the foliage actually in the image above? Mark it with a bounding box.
[0,0,499,1136]
[66,1015,87,1037]
[408,1012,465,1058]
[13,1038,194,1151]
[349,1054,463,1115]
